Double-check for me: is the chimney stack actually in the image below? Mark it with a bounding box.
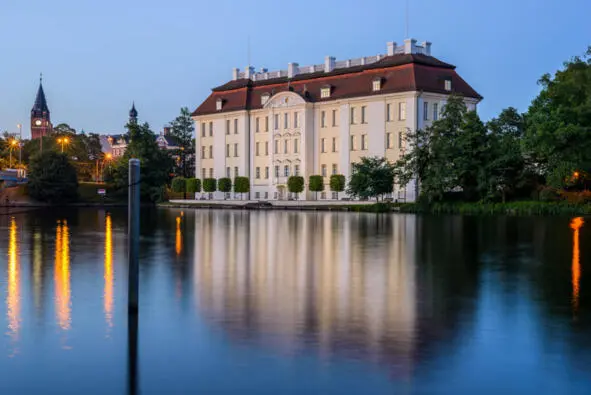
[244,66,255,79]
[232,68,240,80]
[387,41,397,56]
[421,41,432,56]
[324,56,335,73]
[288,62,299,78]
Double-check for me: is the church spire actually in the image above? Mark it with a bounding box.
[129,102,138,124]
[31,74,50,117]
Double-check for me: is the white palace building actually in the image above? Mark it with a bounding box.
[192,38,481,201]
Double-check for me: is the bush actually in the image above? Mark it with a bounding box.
[28,151,79,203]
[186,178,201,194]
[287,176,304,199]
[171,177,186,193]
[234,176,250,199]
[218,177,232,199]
[330,174,346,197]
[560,190,591,204]
[309,175,324,199]
[538,187,562,202]
[203,178,217,194]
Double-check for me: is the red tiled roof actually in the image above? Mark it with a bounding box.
[193,53,481,116]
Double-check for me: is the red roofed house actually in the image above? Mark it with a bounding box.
[192,38,481,201]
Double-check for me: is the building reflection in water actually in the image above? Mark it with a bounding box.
[104,214,114,329]
[570,217,583,313]
[7,217,20,353]
[193,212,417,373]
[55,220,71,331]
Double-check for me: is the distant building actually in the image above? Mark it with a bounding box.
[99,103,139,157]
[156,127,180,151]
[30,76,53,139]
[192,38,482,201]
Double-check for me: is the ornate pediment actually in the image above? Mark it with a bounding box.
[263,91,306,109]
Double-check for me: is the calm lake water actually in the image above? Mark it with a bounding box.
[0,208,590,394]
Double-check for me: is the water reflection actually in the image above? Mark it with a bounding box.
[55,220,71,331]
[193,212,417,368]
[7,217,20,353]
[104,214,114,330]
[571,217,583,313]
[175,215,182,256]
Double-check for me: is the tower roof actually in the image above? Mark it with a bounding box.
[129,102,138,118]
[32,78,50,115]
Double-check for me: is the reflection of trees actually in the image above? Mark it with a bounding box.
[193,211,420,374]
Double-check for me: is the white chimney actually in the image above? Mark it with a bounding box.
[387,41,397,56]
[404,38,417,54]
[288,62,299,78]
[244,66,255,79]
[421,41,432,56]
[324,56,335,73]
[232,68,240,80]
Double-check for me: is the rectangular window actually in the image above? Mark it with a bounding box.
[226,120,230,135]
[284,165,289,177]
[321,192,326,200]
[361,106,367,124]
[265,116,269,132]
[332,164,337,175]
[294,112,299,128]
[275,166,280,178]
[386,103,391,122]
[399,131,403,148]
[264,192,268,199]
[361,134,367,150]
[256,142,260,156]
[284,113,289,129]
[294,138,298,153]
[284,140,288,154]
[332,109,338,126]
[295,165,300,176]
[255,192,260,199]
[321,164,327,177]
[209,168,213,178]
[201,168,206,179]
[321,87,330,98]
[399,102,406,120]
[321,111,326,128]
[387,133,392,149]
[350,135,355,151]
[321,138,326,153]
[234,143,238,157]
[256,167,260,179]
[201,123,206,137]
[423,102,429,121]
[234,167,238,177]
[265,167,269,179]
[433,103,439,121]
[226,167,231,178]
[265,141,269,155]
[234,119,238,134]
[226,144,230,157]
[209,122,213,136]
[445,79,452,91]
[201,145,205,159]
[274,114,279,130]
[256,117,260,133]
[332,137,337,152]
[274,140,279,154]
[350,107,356,124]
[209,145,213,158]
[372,79,381,91]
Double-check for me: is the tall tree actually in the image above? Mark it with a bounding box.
[28,151,79,203]
[169,107,195,178]
[347,157,395,201]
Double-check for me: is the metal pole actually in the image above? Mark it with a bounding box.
[17,124,22,168]
[128,158,140,313]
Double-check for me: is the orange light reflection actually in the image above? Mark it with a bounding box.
[55,220,71,330]
[104,214,114,329]
[175,216,182,255]
[570,217,583,313]
[7,217,20,349]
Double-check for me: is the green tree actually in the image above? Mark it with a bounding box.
[28,151,79,203]
[329,174,346,200]
[523,47,591,175]
[287,176,305,199]
[347,157,395,201]
[171,177,186,199]
[203,178,217,199]
[234,176,250,200]
[308,175,324,200]
[218,177,232,199]
[186,178,201,198]
[169,107,195,178]
[109,122,173,203]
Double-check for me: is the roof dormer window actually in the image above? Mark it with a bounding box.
[372,77,382,92]
[261,93,270,105]
[321,85,331,99]
[216,98,224,111]
[444,79,452,91]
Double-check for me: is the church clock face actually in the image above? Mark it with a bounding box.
[35,120,42,126]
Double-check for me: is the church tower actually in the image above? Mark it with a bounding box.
[31,75,53,139]
[129,102,138,125]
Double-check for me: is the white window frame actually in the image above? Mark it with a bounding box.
[372,79,381,91]
[399,102,406,121]
[321,87,331,98]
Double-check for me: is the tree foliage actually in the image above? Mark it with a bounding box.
[28,151,79,203]
[171,177,186,193]
[308,175,324,199]
[109,122,173,203]
[329,174,346,193]
[218,177,232,197]
[186,178,201,194]
[168,107,195,178]
[287,176,305,199]
[348,157,395,200]
[233,176,250,199]
[203,178,217,193]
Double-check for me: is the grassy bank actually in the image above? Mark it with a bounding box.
[397,201,591,216]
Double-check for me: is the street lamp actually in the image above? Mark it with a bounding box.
[100,153,113,182]
[57,137,70,153]
[16,124,22,167]
[9,139,18,168]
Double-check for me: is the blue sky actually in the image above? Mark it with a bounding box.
[1,0,589,138]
